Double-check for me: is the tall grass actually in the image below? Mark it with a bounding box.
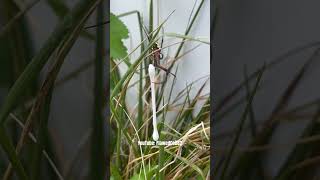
[213,37,320,179]
[0,0,106,179]
[110,0,210,179]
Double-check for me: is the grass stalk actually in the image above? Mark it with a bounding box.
[220,64,265,179]
[90,2,106,179]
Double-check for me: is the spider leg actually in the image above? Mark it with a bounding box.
[152,81,165,84]
[160,35,164,49]
[154,64,176,77]
[159,52,164,59]
[85,20,110,29]
[159,33,164,60]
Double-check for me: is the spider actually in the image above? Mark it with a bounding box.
[85,20,176,77]
[142,25,176,78]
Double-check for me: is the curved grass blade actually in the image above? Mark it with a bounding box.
[3,0,99,177]
[228,48,320,179]
[219,64,265,179]
[164,149,205,180]
[164,33,210,45]
[0,126,29,180]
[0,0,101,124]
[216,41,320,112]
[243,65,265,179]
[46,0,95,40]
[276,104,320,180]
[0,0,40,39]
[0,0,100,179]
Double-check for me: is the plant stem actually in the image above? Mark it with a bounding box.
[90,2,106,179]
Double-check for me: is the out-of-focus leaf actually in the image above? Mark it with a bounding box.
[0,0,101,124]
[46,0,95,40]
[46,0,69,18]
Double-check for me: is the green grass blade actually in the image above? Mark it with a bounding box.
[0,0,40,39]
[276,104,320,179]
[46,0,95,40]
[216,41,320,112]
[229,49,319,179]
[0,0,101,124]
[243,65,265,179]
[164,33,210,45]
[149,0,153,39]
[90,2,106,179]
[173,0,205,59]
[0,126,29,180]
[220,64,265,179]
[0,1,99,179]
[157,0,205,110]
[3,1,95,177]
[164,149,205,180]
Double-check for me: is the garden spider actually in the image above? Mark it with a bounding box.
[85,20,176,78]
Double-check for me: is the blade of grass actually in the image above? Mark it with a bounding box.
[173,0,205,59]
[157,0,205,110]
[276,104,320,180]
[243,65,266,179]
[229,48,320,179]
[164,149,205,180]
[216,41,320,112]
[1,0,100,179]
[90,2,106,179]
[30,4,92,178]
[4,0,94,176]
[164,33,210,45]
[2,0,37,155]
[0,125,29,180]
[0,0,40,39]
[0,0,101,124]
[219,64,265,179]
[46,0,95,40]
[9,113,63,180]
[30,83,52,180]
[149,0,153,39]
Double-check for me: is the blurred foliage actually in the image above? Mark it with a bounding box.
[0,0,107,179]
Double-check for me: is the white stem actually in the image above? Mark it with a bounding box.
[148,64,159,141]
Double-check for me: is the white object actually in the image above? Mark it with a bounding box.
[148,64,159,141]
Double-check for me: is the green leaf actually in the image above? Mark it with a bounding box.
[110,13,129,59]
